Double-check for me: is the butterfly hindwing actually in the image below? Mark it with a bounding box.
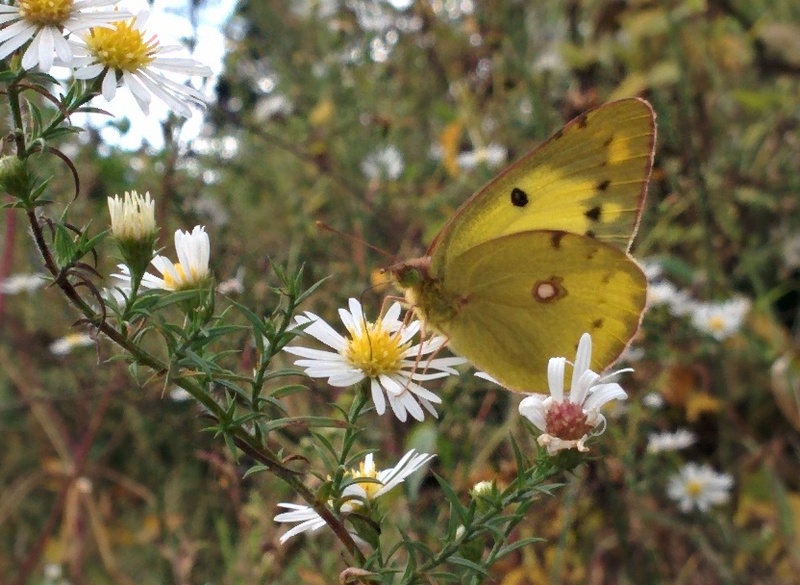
[437,230,647,391]
[430,98,656,272]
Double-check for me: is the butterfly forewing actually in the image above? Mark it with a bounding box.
[430,98,656,273]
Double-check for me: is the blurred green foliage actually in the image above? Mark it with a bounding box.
[3,0,800,583]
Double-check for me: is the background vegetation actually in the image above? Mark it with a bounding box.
[2,0,800,583]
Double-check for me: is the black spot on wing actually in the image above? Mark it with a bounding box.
[592,318,604,329]
[550,231,566,249]
[577,113,589,128]
[586,230,596,239]
[597,179,611,192]
[585,205,602,221]
[511,187,529,207]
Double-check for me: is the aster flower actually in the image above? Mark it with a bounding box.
[50,331,94,355]
[667,463,733,513]
[0,0,126,72]
[284,298,465,422]
[518,332,629,454]
[690,297,751,341]
[274,449,434,544]
[113,225,210,292]
[646,429,697,454]
[71,11,212,117]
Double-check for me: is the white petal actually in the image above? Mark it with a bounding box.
[395,390,424,421]
[283,345,343,361]
[583,382,627,411]
[571,369,600,405]
[571,333,592,389]
[518,394,547,431]
[101,70,117,100]
[547,357,566,400]
[386,390,408,422]
[370,378,387,415]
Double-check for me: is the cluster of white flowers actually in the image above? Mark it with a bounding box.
[643,258,751,341]
[0,2,211,116]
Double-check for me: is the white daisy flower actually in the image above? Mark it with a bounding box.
[0,272,47,294]
[646,429,697,454]
[50,331,94,355]
[360,145,404,181]
[690,297,751,341]
[284,298,465,422]
[274,449,434,544]
[518,332,629,455]
[667,463,733,513]
[0,0,126,72]
[71,11,212,117]
[113,225,210,292]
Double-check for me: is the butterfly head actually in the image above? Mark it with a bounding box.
[384,256,462,331]
[385,257,431,289]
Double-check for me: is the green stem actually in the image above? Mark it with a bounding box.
[7,80,27,158]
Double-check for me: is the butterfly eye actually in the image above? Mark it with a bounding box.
[510,187,529,207]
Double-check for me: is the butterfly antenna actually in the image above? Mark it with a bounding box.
[315,220,394,259]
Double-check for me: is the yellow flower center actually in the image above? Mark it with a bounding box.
[343,320,406,377]
[708,316,726,332]
[18,0,73,26]
[63,332,87,345]
[84,19,158,71]
[686,479,704,497]
[162,262,205,291]
[345,458,383,500]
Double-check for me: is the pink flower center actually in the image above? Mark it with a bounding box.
[544,400,593,440]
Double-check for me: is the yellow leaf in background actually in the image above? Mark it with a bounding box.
[309,98,334,127]
[439,121,463,177]
[660,363,698,407]
[686,393,722,421]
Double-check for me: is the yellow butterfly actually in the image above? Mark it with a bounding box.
[388,98,656,392]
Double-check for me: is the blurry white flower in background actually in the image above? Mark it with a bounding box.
[690,297,751,341]
[0,273,47,295]
[50,332,94,355]
[361,145,404,181]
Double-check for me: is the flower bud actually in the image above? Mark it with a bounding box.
[107,191,157,284]
[0,156,32,199]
